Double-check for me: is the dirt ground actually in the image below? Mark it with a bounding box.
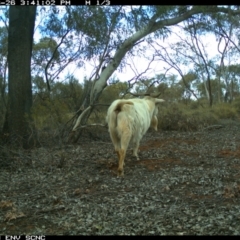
[1,119,240,235]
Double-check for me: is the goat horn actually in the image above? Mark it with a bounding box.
[127,91,146,97]
[127,91,161,98]
[149,92,161,98]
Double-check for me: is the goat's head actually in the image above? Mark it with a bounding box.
[137,93,164,131]
[127,91,164,131]
[126,90,162,98]
[150,98,165,131]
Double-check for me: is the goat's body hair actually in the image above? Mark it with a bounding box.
[106,96,164,176]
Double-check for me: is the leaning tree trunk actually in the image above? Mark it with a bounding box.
[2,6,37,148]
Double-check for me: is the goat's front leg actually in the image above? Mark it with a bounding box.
[132,142,140,160]
[151,116,158,131]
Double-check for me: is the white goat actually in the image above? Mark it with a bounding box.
[106,95,165,176]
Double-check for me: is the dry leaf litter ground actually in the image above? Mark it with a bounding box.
[1,119,240,235]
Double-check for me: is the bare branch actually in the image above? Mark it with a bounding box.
[44,30,70,92]
[72,105,92,132]
[150,41,200,102]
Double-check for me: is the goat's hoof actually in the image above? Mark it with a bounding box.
[131,155,139,161]
[117,169,124,177]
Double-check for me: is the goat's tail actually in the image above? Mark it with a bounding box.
[114,101,133,114]
[108,101,133,129]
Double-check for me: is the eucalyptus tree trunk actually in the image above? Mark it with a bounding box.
[2,6,37,148]
[230,78,234,103]
[201,72,210,102]
[217,77,221,103]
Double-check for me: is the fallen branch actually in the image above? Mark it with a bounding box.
[203,125,224,131]
[76,123,108,130]
[34,206,65,215]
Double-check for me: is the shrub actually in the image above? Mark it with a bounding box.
[211,103,238,120]
[232,97,240,114]
[158,102,219,131]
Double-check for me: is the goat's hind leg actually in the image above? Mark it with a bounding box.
[110,131,120,159]
[117,149,126,176]
[115,147,125,176]
[117,131,131,176]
